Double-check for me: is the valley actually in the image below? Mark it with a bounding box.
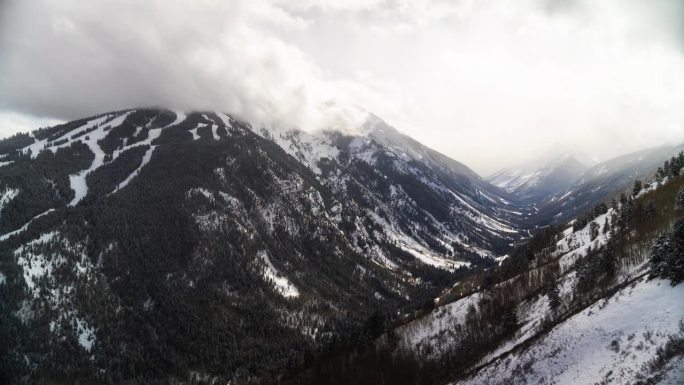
[0,108,682,385]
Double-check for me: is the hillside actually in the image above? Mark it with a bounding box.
[288,166,684,385]
[0,107,681,384]
[0,108,523,384]
[527,145,684,226]
[489,153,590,203]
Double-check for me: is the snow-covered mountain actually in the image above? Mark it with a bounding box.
[488,153,591,202]
[534,144,684,225]
[0,108,524,383]
[2,107,680,384]
[309,171,684,385]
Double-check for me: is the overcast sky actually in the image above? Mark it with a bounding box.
[1,0,683,175]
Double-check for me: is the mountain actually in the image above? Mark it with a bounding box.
[0,108,524,383]
[3,107,680,384]
[488,153,591,203]
[533,144,684,225]
[290,165,684,385]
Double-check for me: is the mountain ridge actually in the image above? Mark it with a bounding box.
[0,107,524,383]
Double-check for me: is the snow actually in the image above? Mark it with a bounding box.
[189,124,201,140]
[554,209,614,273]
[457,278,684,385]
[0,271,5,285]
[111,146,155,192]
[12,231,99,353]
[22,115,111,158]
[0,209,55,241]
[367,211,470,270]
[68,112,132,205]
[76,318,96,351]
[215,111,234,132]
[14,232,60,293]
[211,124,220,140]
[107,110,187,194]
[255,126,340,175]
[395,292,482,355]
[257,250,299,298]
[0,188,19,216]
[188,187,215,202]
[450,191,518,235]
[0,160,14,167]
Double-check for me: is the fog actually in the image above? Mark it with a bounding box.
[1,0,683,175]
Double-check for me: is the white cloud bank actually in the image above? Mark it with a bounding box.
[0,0,683,174]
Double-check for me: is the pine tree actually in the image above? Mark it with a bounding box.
[632,180,642,197]
[601,240,618,279]
[667,218,684,285]
[649,234,671,279]
[547,283,561,310]
[619,193,628,206]
[603,217,610,234]
[676,186,684,211]
[589,222,600,241]
[670,156,681,177]
[648,218,684,286]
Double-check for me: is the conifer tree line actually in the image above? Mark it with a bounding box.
[655,151,684,181]
[648,185,684,285]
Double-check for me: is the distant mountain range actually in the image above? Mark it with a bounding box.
[489,145,684,225]
[489,153,592,202]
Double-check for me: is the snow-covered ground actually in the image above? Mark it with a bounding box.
[112,145,155,192]
[394,291,481,356]
[0,187,19,216]
[457,277,684,385]
[13,230,100,353]
[0,208,55,241]
[22,115,112,159]
[68,112,132,205]
[257,250,299,298]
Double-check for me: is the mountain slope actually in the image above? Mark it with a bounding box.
[288,167,684,385]
[533,144,684,225]
[0,108,523,383]
[458,277,684,385]
[489,154,590,202]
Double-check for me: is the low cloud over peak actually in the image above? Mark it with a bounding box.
[1,0,683,174]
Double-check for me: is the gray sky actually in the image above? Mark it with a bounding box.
[1,0,683,175]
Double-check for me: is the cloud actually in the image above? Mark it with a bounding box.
[1,0,683,174]
[0,0,349,129]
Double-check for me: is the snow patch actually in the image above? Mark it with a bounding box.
[68,112,132,205]
[112,146,155,192]
[257,250,299,298]
[0,188,19,216]
[211,124,220,140]
[0,209,55,241]
[76,318,96,352]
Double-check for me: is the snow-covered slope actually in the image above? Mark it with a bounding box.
[535,144,684,225]
[246,111,524,265]
[0,107,528,383]
[489,153,590,202]
[457,277,684,385]
[384,172,684,385]
[393,203,619,358]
